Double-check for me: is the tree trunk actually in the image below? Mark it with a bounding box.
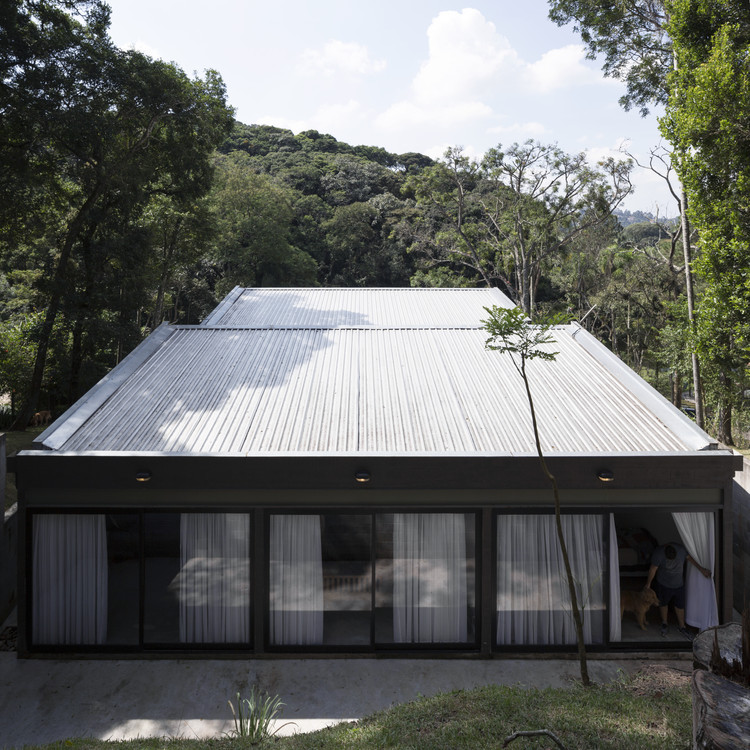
[69,316,84,405]
[716,372,733,445]
[679,188,705,428]
[611,311,617,354]
[68,234,97,404]
[693,670,750,749]
[672,372,682,408]
[9,183,103,431]
[152,218,181,327]
[692,624,750,749]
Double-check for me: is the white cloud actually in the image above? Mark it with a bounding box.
[125,39,162,59]
[377,99,493,131]
[376,10,511,134]
[411,9,522,104]
[374,9,612,145]
[298,40,386,77]
[488,121,548,139]
[525,45,605,93]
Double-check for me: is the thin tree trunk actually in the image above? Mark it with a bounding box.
[611,311,617,354]
[717,372,734,446]
[672,372,682,408]
[679,187,704,428]
[521,359,591,687]
[672,39,704,428]
[69,316,85,404]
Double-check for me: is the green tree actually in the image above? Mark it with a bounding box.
[210,154,317,295]
[410,143,631,317]
[0,0,111,238]
[548,0,671,115]
[663,0,750,444]
[0,315,40,416]
[549,0,706,428]
[140,194,217,329]
[2,6,233,428]
[322,202,379,286]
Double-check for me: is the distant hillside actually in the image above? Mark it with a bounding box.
[614,208,679,227]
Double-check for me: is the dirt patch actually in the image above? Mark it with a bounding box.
[621,664,692,696]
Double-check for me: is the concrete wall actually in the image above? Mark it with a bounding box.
[732,458,750,613]
[0,434,17,624]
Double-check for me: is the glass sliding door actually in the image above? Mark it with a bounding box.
[496,514,606,646]
[376,512,476,645]
[32,514,109,645]
[269,514,324,645]
[179,513,251,644]
[144,513,181,643]
[320,514,372,646]
[104,514,140,645]
[144,512,252,646]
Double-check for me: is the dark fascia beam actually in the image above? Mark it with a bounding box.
[11,450,743,492]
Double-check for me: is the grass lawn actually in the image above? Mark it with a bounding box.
[2,427,44,510]
[21,665,692,750]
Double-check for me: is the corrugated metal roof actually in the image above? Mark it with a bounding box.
[37,287,714,455]
[52,321,704,455]
[201,287,515,328]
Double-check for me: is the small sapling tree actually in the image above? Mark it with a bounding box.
[482,305,590,687]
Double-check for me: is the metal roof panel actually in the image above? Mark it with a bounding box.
[55,325,698,455]
[202,287,515,329]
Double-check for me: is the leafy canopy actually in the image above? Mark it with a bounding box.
[482,306,569,377]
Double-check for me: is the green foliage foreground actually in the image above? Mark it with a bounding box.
[26,670,691,750]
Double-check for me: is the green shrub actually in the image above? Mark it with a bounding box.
[227,687,294,742]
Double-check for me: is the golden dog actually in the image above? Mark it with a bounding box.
[620,586,660,630]
[31,410,52,427]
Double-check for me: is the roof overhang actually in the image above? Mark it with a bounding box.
[12,449,742,492]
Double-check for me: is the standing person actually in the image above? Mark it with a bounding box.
[644,542,711,639]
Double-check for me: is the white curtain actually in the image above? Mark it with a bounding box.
[609,514,621,642]
[393,513,468,643]
[496,514,605,645]
[270,514,323,645]
[179,513,251,643]
[32,514,108,645]
[673,512,719,630]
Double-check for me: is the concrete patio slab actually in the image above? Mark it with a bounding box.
[0,644,692,749]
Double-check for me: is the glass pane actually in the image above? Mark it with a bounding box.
[375,512,476,645]
[269,514,372,647]
[321,514,372,646]
[269,514,324,645]
[105,514,140,645]
[144,513,180,643]
[496,514,606,646]
[32,514,112,646]
[180,513,251,644]
[144,513,252,645]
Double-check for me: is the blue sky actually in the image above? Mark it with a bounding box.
[106,1,677,214]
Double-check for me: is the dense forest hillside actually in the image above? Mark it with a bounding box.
[3,0,750,447]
